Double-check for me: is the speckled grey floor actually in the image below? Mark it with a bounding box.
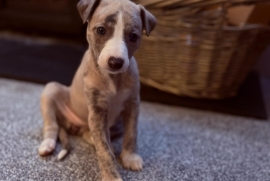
[0,77,270,181]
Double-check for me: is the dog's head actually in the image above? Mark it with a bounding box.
[77,0,156,74]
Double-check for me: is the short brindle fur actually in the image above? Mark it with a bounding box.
[38,0,156,181]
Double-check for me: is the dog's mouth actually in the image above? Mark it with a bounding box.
[97,63,129,74]
[105,65,129,74]
[107,70,125,74]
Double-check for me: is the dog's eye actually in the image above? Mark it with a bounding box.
[129,33,138,42]
[97,27,106,35]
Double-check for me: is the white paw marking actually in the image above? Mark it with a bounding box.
[38,138,56,156]
[121,152,144,171]
[102,178,123,181]
[57,149,68,160]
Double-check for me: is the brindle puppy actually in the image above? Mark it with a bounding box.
[38,0,156,180]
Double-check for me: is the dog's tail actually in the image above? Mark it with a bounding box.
[57,127,70,160]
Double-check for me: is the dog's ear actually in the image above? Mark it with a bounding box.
[77,0,101,23]
[139,5,157,36]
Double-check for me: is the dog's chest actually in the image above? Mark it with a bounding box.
[107,81,131,127]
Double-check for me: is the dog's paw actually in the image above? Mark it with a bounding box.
[121,152,143,171]
[38,138,56,156]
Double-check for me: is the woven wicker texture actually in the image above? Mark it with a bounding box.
[134,0,270,99]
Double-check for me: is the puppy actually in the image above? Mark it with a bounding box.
[38,0,156,180]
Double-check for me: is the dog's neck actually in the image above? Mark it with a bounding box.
[109,73,122,89]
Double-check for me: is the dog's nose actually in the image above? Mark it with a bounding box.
[108,57,124,70]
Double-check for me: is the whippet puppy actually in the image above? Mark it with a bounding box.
[38,0,156,180]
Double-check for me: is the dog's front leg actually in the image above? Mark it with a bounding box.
[84,88,122,181]
[121,97,143,171]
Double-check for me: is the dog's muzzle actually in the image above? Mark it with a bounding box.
[108,57,124,71]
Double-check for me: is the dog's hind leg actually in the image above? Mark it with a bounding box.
[38,82,69,156]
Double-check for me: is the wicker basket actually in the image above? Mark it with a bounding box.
[134,0,270,99]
